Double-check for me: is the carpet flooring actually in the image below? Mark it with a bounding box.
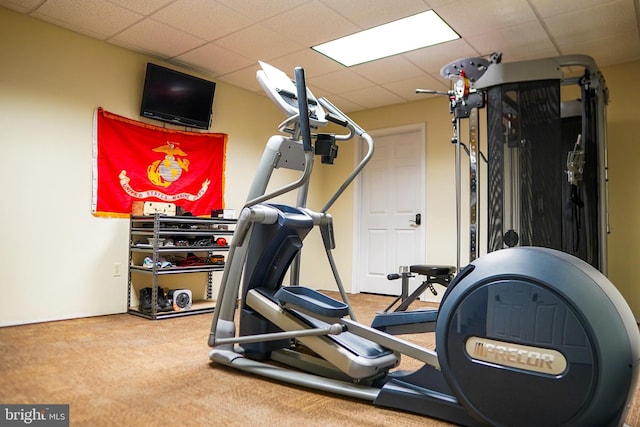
[0,292,638,426]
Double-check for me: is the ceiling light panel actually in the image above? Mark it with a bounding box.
[312,10,459,67]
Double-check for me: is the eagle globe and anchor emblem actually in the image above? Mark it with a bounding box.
[147,142,189,187]
[118,141,210,202]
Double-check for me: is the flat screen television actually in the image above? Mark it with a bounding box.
[140,63,216,130]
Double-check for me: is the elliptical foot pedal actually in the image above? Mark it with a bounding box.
[371,309,439,335]
[275,286,349,318]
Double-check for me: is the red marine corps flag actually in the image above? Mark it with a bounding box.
[92,108,227,217]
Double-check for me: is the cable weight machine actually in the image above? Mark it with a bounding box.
[419,52,609,273]
[420,54,495,272]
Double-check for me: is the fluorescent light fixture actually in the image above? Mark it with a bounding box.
[312,10,459,67]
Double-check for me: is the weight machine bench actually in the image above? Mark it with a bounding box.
[371,265,455,335]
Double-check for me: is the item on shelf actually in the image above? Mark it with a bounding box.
[131,201,144,215]
[143,201,176,216]
[167,289,192,311]
[210,254,225,265]
[193,238,213,246]
[177,254,212,266]
[147,237,166,246]
[142,257,173,268]
[211,209,235,219]
[139,287,173,313]
[216,237,227,246]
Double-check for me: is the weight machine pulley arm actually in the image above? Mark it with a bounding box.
[417,56,490,270]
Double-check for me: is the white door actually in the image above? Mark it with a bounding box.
[354,124,425,296]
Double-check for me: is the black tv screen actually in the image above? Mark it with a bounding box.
[140,63,215,130]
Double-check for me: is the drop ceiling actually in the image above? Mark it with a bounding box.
[3,0,640,112]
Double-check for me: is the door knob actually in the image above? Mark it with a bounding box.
[410,213,421,226]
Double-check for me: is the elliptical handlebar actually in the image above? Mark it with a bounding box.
[321,131,373,213]
[250,62,375,213]
[242,65,319,210]
[325,112,349,128]
[294,67,313,153]
[317,96,374,213]
[243,150,315,209]
[318,97,366,137]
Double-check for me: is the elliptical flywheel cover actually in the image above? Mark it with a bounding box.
[435,247,640,427]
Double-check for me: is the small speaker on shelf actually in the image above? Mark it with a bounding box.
[167,289,192,311]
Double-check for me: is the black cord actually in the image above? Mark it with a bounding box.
[458,141,489,163]
[570,185,584,253]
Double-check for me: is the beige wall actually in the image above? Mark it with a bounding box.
[0,8,293,325]
[1,7,638,325]
[604,61,640,315]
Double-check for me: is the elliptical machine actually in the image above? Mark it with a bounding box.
[208,62,640,427]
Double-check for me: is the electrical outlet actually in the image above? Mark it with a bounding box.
[113,262,122,277]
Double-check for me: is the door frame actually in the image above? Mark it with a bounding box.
[351,123,426,294]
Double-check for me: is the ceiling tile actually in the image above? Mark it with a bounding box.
[351,56,426,84]
[436,0,538,37]
[31,0,143,39]
[529,0,622,18]
[342,85,406,109]
[557,30,640,68]
[216,64,263,93]
[216,0,313,21]
[384,74,450,102]
[260,1,360,47]
[424,0,459,7]
[110,18,205,58]
[403,39,480,75]
[308,69,375,94]
[469,21,559,63]
[215,24,305,62]
[106,0,175,16]
[320,0,429,29]
[150,0,253,41]
[265,49,344,78]
[319,93,366,112]
[543,0,637,48]
[0,0,45,13]
[174,42,255,76]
